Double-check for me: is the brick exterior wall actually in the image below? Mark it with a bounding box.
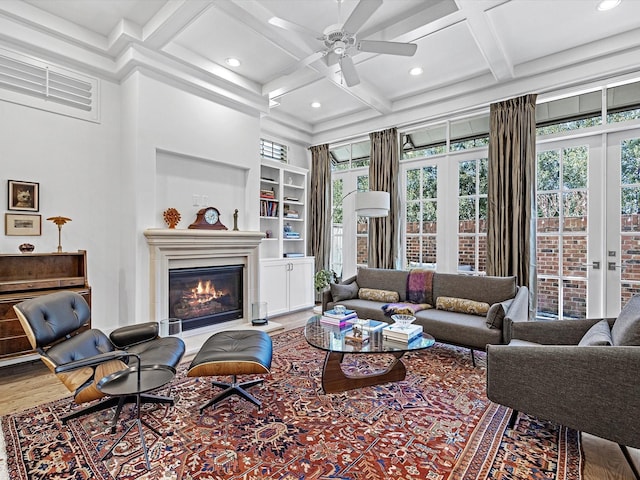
[401,215,639,317]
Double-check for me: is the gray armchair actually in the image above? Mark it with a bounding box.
[486,295,640,480]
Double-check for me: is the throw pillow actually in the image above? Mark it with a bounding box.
[486,298,514,329]
[359,288,400,303]
[330,281,359,302]
[436,296,490,316]
[611,294,640,346]
[382,302,432,316]
[578,319,613,346]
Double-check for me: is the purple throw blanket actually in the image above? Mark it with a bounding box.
[406,269,434,304]
[382,302,432,316]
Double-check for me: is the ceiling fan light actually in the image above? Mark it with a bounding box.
[597,0,621,10]
[333,40,346,55]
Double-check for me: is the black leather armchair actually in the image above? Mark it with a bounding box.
[14,290,185,425]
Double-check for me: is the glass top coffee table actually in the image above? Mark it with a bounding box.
[304,316,435,393]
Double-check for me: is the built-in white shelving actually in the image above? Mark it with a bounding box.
[259,158,314,316]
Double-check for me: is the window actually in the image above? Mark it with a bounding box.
[620,138,640,304]
[356,175,369,266]
[405,165,437,268]
[401,124,446,159]
[458,158,487,273]
[607,82,640,123]
[450,114,489,151]
[536,91,602,136]
[331,178,344,277]
[536,146,589,319]
[536,81,640,135]
[329,139,370,170]
[401,114,489,160]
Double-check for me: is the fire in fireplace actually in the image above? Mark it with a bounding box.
[168,265,243,331]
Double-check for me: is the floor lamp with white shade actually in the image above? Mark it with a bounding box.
[343,190,390,218]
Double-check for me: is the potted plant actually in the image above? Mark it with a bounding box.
[314,269,337,293]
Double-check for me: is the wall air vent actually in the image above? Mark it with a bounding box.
[260,138,288,163]
[0,48,99,122]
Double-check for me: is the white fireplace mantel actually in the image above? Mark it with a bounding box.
[144,228,265,339]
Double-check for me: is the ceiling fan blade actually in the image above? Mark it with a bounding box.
[282,51,326,76]
[268,16,322,38]
[339,55,360,87]
[358,40,417,56]
[342,0,383,34]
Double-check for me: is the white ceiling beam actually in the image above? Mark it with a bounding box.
[163,42,262,94]
[0,0,107,51]
[221,0,392,115]
[456,0,513,81]
[140,0,213,49]
[358,0,459,43]
[0,14,117,79]
[216,0,319,62]
[115,44,269,116]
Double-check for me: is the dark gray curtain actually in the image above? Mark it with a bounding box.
[368,127,400,269]
[487,94,537,299]
[308,144,332,274]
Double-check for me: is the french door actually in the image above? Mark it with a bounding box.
[604,129,640,317]
[536,128,640,319]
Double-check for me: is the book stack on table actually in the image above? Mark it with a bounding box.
[321,309,357,327]
[382,323,423,343]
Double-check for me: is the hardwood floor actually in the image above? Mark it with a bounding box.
[0,308,637,479]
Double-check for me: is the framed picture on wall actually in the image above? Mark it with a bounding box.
[8,180,39,212]
[5,213,42,236]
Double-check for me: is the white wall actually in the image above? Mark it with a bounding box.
[0,72,263,332]
[0,80,123,330]
[119,72,262,328]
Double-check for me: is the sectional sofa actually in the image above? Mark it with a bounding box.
[322,267,529,363]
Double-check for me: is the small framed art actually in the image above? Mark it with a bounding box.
[5,213,41,236]
[8,180,39,211]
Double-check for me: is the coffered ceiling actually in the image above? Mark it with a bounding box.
[2,0,640,144]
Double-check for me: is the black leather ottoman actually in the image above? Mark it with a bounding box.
[187,330,272,412]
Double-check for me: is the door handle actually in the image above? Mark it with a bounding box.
[581,261,600,270]
[608,262,625,271]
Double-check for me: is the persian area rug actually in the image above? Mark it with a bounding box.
[1,329,581,480]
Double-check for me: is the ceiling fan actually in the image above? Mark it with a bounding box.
[268,0,417,87]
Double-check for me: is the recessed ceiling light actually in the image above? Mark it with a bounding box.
[311,101,322,108]
[409,67,423,76]
[225,57,241,67]
[597,0,621,11]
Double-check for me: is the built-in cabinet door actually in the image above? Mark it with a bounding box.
[260,260,290,316]
[288,258,314,311]
[259,257,315,316]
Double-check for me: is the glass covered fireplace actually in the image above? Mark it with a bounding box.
[168,265,243,331]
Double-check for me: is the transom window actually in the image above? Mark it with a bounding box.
[330,139,370,170]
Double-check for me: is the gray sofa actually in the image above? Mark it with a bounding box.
[486,294,640,473]
[322,267,529,360]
